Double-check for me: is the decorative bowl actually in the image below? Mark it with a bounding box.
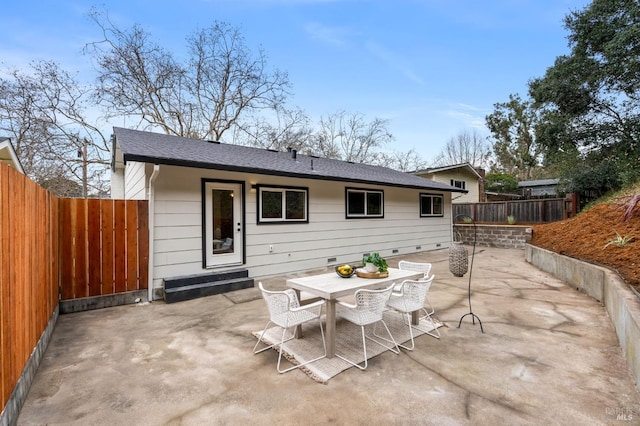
[335,265,356,278]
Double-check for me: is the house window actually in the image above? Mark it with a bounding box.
[450,179,466,190]
[257,185,308,223]
[346,188,384,218]
[420,194,444,217]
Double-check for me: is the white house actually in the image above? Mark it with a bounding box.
[111,128,466,301]
[0,137,25,174]
[414,163,484,203]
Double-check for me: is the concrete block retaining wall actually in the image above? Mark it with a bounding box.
[454,224,532,249]
[1,307,58,426]
[525,244,640,389]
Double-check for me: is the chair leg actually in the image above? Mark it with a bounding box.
[276,318,327,374]
[423,296,435,316]
[337,325,368,370]
[375,309,440,350]
[397,312,416,350]
[254,322,300,355]
[253,320,276,354]
[337,322,401,371]
[414,311,441,339]
[368,319,401,354]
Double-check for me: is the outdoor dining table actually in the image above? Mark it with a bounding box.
[286,267,424,358]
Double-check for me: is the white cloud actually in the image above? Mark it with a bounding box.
[364,41,423,85]
[443,109,486,130]
[304,22,352,46]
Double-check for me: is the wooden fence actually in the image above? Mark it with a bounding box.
[59,198,149,299]
[1,161,149,417]
[1,163,59,413]
[453,197,575,224]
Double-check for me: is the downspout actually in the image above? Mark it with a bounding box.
[147,164,160,302]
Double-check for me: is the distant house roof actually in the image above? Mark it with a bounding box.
[0,137,25,174]
[518,179,560,188]
[485,191,522,200]
[113,127,465,192]
[414,163,483,180]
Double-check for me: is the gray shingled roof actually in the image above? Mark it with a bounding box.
[414,163,483,180]
[113,127,465,192]
[518,179,560,187]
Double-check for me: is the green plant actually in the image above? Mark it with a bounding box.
[604,231,635,248]
[507,215,516,225]
[362,252,388,272]
[484,172,519,193]
[463,216,473,223]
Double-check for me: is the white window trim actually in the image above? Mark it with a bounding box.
[257,185,308,223]
[450,179,466,190]
[420,193,444,217]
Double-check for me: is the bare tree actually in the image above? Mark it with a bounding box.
[0,61,110,196]
[379,148,428,172]
[311,111,393,162]
[85,9,290,141]
[432,129,490,169]
[234,106,314,152]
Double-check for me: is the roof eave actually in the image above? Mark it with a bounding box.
[123,153,464,193]
[0,139,25,174]
[418,163,483,179]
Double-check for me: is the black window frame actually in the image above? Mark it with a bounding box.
[420,193,444,217]
[256,184,309,224]
[345,187,384,219]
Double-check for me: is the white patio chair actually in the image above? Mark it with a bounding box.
[397,260,435,316]
[219,237,233,252]
[253,282,327,373]
[335,284,400,370]
[385,276,440,350]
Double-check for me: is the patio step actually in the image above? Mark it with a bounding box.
[163,269,254,304]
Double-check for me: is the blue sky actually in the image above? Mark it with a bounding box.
[1,0,592,162]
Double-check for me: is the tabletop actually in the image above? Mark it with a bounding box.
[286,267,423,299]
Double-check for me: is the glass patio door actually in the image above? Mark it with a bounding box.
[204,181,243,267]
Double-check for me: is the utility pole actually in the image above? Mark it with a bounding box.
[82,138,88,198]
[77,137,88,198]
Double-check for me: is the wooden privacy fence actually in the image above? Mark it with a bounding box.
[59,198,149,299]
[453,197,574,224]
[1,163,59,414]
[1,160,150,418]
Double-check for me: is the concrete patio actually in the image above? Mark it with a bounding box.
[17,247,640,425]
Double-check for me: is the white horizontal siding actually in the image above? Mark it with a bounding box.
[154,261,204,281]
[155,226,202,240]
[429,170,479,203]
[148,165,454,291]
[111,168,125,199]
[155,237,201,253]
[124,162,148,200]
[245,180,453,277]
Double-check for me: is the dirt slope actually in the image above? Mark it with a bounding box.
[531,198,640,292]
